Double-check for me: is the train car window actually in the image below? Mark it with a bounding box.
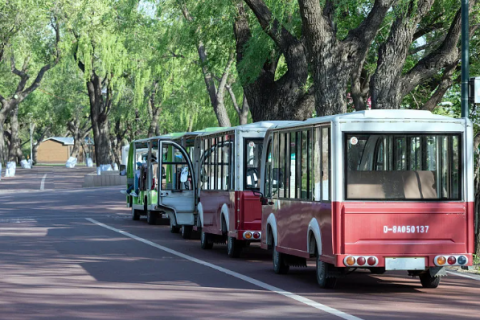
[289,133,297,198]
[244,139,263,190]
[278,133,286,198]
[265,139,273,198]
[313,128,322,201]
[346,133,461,200]
[321,127,330,201]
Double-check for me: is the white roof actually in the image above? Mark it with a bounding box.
[197,121,303,138]
[269,110,468,131]
[311,109,464,123]
[43,137,93,145]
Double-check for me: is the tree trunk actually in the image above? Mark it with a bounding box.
[178,5,232,127]
[32,143,40,165]
[148,111,159,138]
[238,96,249,125]
[227,84,249,125]
[298,0,394,115]
[147,82,161,138]
[0,112,6,165]
[110,118,128,167]
[7,105,23,163]
[86,74,113,166]
[110,136,121,167]
[196,41,232,127]
[235,2,313,122]
[91,115,112,165]
[32,126,50,165]
[369,0,471,109]
[70,127,81,158]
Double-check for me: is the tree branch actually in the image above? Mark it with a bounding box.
[409,35,446,55]
[11,55,29,93]
[226,84,241,115]
[422,62,457,111]
[72,32,86,73]
[244,0,298,51]
[345,0,395,49]
[217,54,235,97]
[402,3,467,94]
[413,22,444,41]
[18,18,61,99]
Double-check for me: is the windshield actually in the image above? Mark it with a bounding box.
[244,139,263,189]
[345,134,461,200]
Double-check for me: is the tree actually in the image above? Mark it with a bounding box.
[63,0,133,165]
[176,1,234,127]
[370,0,478,109]
[235,1,314,121]
[0,1,60,164]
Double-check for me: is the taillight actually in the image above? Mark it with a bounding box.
[357,257,366,266]
[436,256,446,266]
[346,256,356,266]
[243,231,261,240]
[344,256,378,267]
[458,256,467,265]
[435,255,468,266]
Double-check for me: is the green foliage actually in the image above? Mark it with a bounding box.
[474,254,480,266]
[3,0,478,152]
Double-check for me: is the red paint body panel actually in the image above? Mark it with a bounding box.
[341,202,469,255]
[262,200,474,268]
[201,190,262,240]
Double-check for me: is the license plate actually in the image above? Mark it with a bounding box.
[385,257,425,270]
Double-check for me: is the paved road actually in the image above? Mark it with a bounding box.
[0,168,479,319]
[0,166,96,192]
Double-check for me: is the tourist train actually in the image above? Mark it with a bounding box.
[125,110,474,289]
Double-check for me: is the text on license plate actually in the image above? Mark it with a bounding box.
[383,225,429,234]
[385,257,425,270]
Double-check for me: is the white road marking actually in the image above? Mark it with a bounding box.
[40,174,47,190]
[86,218,363,320]
[447,271,480,281]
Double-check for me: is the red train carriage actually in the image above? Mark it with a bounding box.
[195,122,298,257]
[259,110,474,289]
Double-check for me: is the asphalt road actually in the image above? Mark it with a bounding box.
[0,167,479,320]
[0,165,96,192]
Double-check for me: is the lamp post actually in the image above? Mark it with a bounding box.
[461,0,469,119]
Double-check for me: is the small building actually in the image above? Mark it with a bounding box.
[36,137,94,164]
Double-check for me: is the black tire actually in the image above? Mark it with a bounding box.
[419,272,441,288]
[227,236,242,258]
[368,267,386,275]
[182,225,193,239]
[147,211,157,225]
[131,207,140,221]
[200,230,213,249]
[170,218,180,233]
[273,246,289,274]
[316,254,337,289]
